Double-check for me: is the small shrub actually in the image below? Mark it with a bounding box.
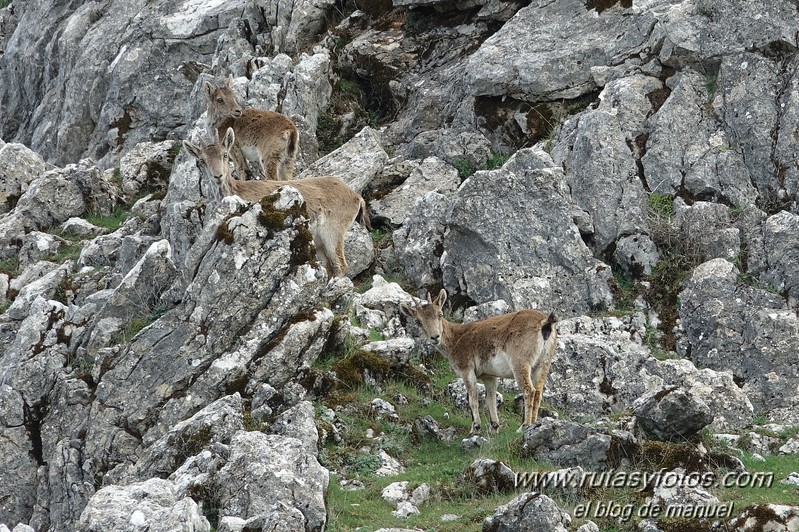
[486,152,509,170]
[452,157,475,180]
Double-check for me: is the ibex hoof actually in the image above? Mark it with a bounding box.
[490,421,500,432]
[470,423,481,435]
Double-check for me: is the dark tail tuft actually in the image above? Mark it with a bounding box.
[287,129,299,159]
[358,198,373,231]
[541,312,557,341]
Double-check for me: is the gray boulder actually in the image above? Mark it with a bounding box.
[118,140,180,200]
[441,153,613,316]
[642,69,757,205]
[132,394,245,480]
[521,418,618,471]
[483,492,571,532]
[77,479,210,532]
[343,222,375,278]
[464,1,656,100]
[633,386,714,441]
[299,127,388,194]
[392,191,453,289]
[751,210,799,307]
[614,234,660,277]
[463,459,516,495]
[270,400,319,456]
[557,75,657,254]
[5,264,70,320]
[550,315,754,431]
[730,504,799,532]
[370,157,459,225]
[0,141,47,214]
[678,258,799,413]
[18,231,66,269]
[213,432,328,532]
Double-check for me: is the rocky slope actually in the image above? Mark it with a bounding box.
[1,0,799,530]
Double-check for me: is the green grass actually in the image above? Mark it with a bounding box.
[317,325,799,532]
[0,0,11,9]
[715,454,799,508]
[647,193,674,218]
[86,206,131,232]
[51,243,83,263]
[0,256,20,277]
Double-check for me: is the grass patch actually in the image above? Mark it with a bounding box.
[86,206,131,232]
[0,256,20,277]
[0,0,11,9]
[716,454,799,508]
[51,243,83,263]
[643,193,702,351]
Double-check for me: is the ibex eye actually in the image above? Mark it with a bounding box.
[217,98,223,103]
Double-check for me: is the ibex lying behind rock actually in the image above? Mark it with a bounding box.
[205,75,299,181]
[184,127,371,278]
[402,289,557,435]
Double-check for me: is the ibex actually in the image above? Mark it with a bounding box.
[205,75,299,181]
[183,127,371,278]
[401,289,557,435]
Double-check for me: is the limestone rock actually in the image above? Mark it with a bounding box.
[392,191,453,289]
[483,492,571,532]
[730,504,799,532]
[633,386,714,441]
[442,160,613,317]
[678,258,799,412]
[521,418,616,471]
[213,432,328,532]
[300,127,388,194]
[0,141,47,215]
[371,157,459,225]
[77,479,210,532]
[463,459,516,495]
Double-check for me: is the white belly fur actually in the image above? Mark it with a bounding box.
[241,144,260,162]
[477,350,514,379]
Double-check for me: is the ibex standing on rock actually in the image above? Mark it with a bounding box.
[205,75,299,181]
[184,128,371,278]
[401,289,557,435]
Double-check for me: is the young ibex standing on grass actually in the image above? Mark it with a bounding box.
[401,289,557,435]
[183,127,371,278]
[205,75,299,181]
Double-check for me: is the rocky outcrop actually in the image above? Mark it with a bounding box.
[678,258,799,413]
[3,0,799,530]
[483,492,571,532]
[442,151,614,316]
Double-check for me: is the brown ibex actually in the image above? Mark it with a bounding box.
[205,75,299,181]
[401,289,557,435]
[184,127,371,278]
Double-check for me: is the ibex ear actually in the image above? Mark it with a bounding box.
[399,303,416,318]
[426,291,432,303]
[226,74,234,88]
[204,80,215,100]
[435,289,448,307]
[223,127,235,151]
[183,140,201,160]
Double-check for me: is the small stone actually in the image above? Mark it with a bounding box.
[461,435,487,450]
[392,501,420,519]
[780,472,799,487]
[381,481,409,506]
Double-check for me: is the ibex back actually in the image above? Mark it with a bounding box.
[205,75,299,181]
[184,127,371,278]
